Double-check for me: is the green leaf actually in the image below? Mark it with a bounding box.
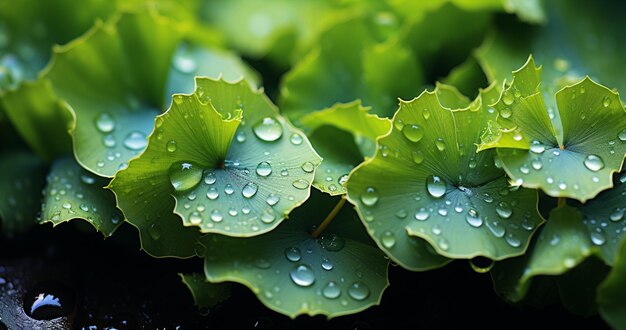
[41,156,122,237]
[179,273,231,308]
[280,15,423,119]
[479,56,626,202]
[200,191,389,318]
[598,237,626,330]
[2,79,72,160]
[347,84,544,267]
[40,11,257,177]
[493,174,626,302]
[0,151,47,236]
[299,101,391,195]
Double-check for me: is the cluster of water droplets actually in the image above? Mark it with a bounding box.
[94,111,150,170]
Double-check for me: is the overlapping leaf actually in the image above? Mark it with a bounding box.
[479,57,626,202]
[598,237,626,330]
[347,84,543,269]
[25,10,258,177]
[199,191,389,318]
[299,101,391,195]
[40,157,122,237]
[492,172,626,303]
[179,273,231,308]
[110,78,320,256]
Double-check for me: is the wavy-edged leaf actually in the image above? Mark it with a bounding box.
[280,15,423,119]
[347,84,543,268]
[179,273,231,309]
[39,10,257,177]
[299,101,391,195]
[0,151,47,236]
[492,173,626,302]
[598,237,626,330]
[41,156,122,237]
[479,56,626,202]
[200,191,389,318]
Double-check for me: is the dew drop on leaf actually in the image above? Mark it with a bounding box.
[204,172,216,185]
[487,220,505,238]
[266,193,280,206]
[412,151,424,164]
[242,182,258,198]
[338,174,349,186]
[437,238,449,251]
[422,108,430,120]
[95,113,115,133]
[402,124,424,142]
[148,223,162,240]
[381,231,396,248]
[519,164,530,174]
[224,184,234,195]
[169,162,203,192]
[261,209,276,223]
[415,208,430,221]
[210,209,223,222]
[321,258,333,271]
[166,140,177,152]
[495,201,512,219]
[347,281,370,301]
[602,96,612,107]
[435,138,446,151]
[531,158,543,170]
[189,211,202,225]
[256,161,272,177]
[502,91,514,105]
[206,187,219,200]
[123,131,147,151]
[360,187,378,206]
[505,233,521,248]
[292,179,309,190]
[285,247,302,262]
[609,209,624,222]
[253,117,283,142]
[583,154,604,172]
[322,281,341,299]
[465,209,482,228]
[590,229,606,246]
[290,264,315,287]
[529,141,545,154]
[301,162,315,173]
[619,129,626,142]
[426,175,446,198]
[236,131,246,143]
[80,174,95,185]
[290,133,303,145]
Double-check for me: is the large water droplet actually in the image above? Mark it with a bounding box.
[321,258,333,271]
[426,175,446,198]
[242,182,258,198]
[260,209,275,223]
[590,229,606,246]
[95,113,115,133]
[266,194,280,206]
[166,140,177,152]
[23,281,75,320]
[619,129,626,142]
[519,164,530,174]
[495,201,512,219]
[319,233,345,252]
[290,133,303,145]
[206,187,219,200]
[486,220,505,238]
[290,265,315,287]
[360,187,379,206]
[412,151,424,164]
[322,281,341,299]
[381,231,396,248]
[189,211,202,225]
[583,154,604,172]
[422,108,431,119]
[465,209,482,228]
[292,179,309,190]
[402,124,424,142]
[103,134,116,148]
[210,209,223,222]
[169,162,203,192]
[502,91,514,105]
[609,209,624,222]
[531,158,543,170]
[435,138,446,151]
[123,131,147,151]
[301,162,315,173]
[256,162,272,177]
[415,208,430,221]
[505,233,521,247]
[529,141,545,154]
[285,247,302,262]
[253,117,283,142]
[224,184,234,195]
[347,282,370,301]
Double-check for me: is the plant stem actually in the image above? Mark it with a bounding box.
[311,197,347,239]
[558,197,566,207]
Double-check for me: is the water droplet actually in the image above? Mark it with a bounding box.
[415,208,430,221]
[321,258,333,271]
[360,187,379,206]
[253,117,283,142]
[412,151,424,164]
[148,223,162,240]
[210,209,223,222]
[583,154,604,172]
[558,182,567,190]
[301,162,315,173]
[437,238,449,251]
[285,247,302,262]
[602,96,612,107]
[487,220,505,238]
[255,162,272,177]
[465,209,482,228]
[322,281,341,299]
[266,194,280,206]
[426,175,446,198]
[500,108,512,119]
[338,174,349,186]
[435,138,446,151]
[292,179,309,190]
[319,233,345,252]
[381,231,396,248]
[348,282,370,301]
[564,257,576,268]
[242,182,258,198]
[395,209,407,219]
[174,54,197,73]
[505,233,521,247]
[189,212,202,225]
[123,131,147,151]
[610,209,624,222]
[402,124,424,142]
[206,187,219,200]
[95,113,115,133]
[290,264,315,287]
[529,141,545,154]
[261,209,275,223]
[255,258,271,269]
[169,162,203,192]
[166,140,177,152]
[290,133,303,145]
[80,175,96,185]
[224,184,234,195]
[502,91,514,105]
[236,131,246,143]
[495,201,512,219]
[24,281,75,320]
[619,129,626,142]
[103,134,116,148]
[422,108,430,119]
[590,229,606,246]
[531,158,543,170]
[519,164,530,174]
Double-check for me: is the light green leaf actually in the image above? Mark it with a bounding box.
[200,191,389,318]
[41,156,122,237]
[40,11,257,177]
[479,56,626,202]
[347,84,543,267]
[280,15,423,119]
[0,151,47,236]
[598,237,626,330]
[179,273,231,308]
[299,101,391,195]
[492,173,626,302]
